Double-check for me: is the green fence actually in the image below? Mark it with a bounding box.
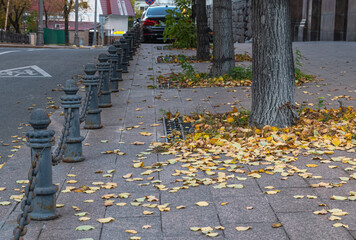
[43,28,65,44]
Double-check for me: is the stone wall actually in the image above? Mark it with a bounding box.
[207,0,252,43]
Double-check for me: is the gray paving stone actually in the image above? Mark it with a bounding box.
[265,187,324,213]
[214,195,278,225]
[101,216,162,240]
[309,182,356,201]
[160,185,213,207]
[254,173,309,188]
[161,207,220,237]
[322,200,356,230]
[223,222,289,240]
[278,212,354,240]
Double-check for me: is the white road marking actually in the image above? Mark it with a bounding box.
[27,49,45,52]
[0,50,20,55]
[0,65,52,77]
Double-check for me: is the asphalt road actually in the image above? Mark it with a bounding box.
[0,47,107,164]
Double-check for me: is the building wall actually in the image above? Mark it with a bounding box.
[105,15,129,36]
[347,0,356,40]
[69,0,103,22]
[207,0,252,43]
[207,0,356,42]
[320,0,336,40]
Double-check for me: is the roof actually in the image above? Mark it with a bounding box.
[101,0,135,16]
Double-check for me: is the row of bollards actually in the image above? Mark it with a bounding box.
[13,25,141,240]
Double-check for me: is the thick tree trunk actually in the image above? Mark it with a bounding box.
[249,0,297,128]
[210,0,235,76]
[196,0,210,61]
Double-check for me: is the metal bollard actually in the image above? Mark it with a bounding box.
[136,26,141,48]
[132,30,137,54]
[97,54,112,107]
[27,109,58,220]
[113,41,123,81]
[83,63,103,129]
[120,37,129,73]
[128,31,137,55]
[108,46,120,92]
[125,33,134,60]
[61,80,85,162]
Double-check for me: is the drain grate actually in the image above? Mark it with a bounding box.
[156,46,173,50]
[163,117,193,142]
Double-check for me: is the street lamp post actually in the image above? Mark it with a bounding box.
[36,0,44,45]
[93,0,98,46]
[74,0,79,46]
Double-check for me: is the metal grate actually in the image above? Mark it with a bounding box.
[163,117,193,142]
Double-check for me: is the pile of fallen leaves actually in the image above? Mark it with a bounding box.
[156,53,252,64]
[157,71,252,88]
[156,67,316,89]
[146,106,355,191]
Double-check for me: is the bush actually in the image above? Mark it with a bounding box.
[163,0,196,49]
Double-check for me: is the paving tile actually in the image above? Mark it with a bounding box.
[278,212,354,240]
[264,187,324,213]
[161,207,220,237]
[101,216,162,240]
[214,195,278,225]
[254,174,309,188]
[223,222,289,240]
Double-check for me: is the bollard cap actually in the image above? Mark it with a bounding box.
[108,45,117,54]
[63,79,79,95]
[98,53,109,63]
[84,63,97,75]
[113,41,121,48]
[29,109,51,130]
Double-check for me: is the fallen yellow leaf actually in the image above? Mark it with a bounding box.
[196,201,209,207]
[97,217,115,223]
[236,226,252,231]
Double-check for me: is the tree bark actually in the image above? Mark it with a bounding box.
[196,0,210,61]
[63,0,73,45]
[64,8,69,45]
[249,0,297,128]
[45,10,48,28]
[210,0,235,76]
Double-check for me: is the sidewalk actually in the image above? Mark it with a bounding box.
[0,42,355,240]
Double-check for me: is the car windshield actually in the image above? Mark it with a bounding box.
[147,7,177,16]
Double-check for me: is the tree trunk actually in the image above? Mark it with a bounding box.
[196,0,210,61]
[210,0,235,76]
[249,0,297,128]
[64,6,69,45]
[45,11,48,28]
[8,14,21,33]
